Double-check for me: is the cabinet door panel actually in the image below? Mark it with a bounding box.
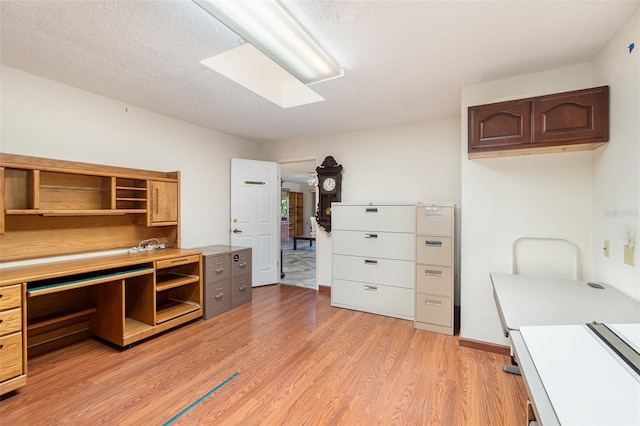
[533,86,608,144]
[148,181,178,225]
[468,100,531,151]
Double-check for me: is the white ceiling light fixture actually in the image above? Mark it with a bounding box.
[193,0,343,85]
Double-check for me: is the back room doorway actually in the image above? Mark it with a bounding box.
[279,158,318,289]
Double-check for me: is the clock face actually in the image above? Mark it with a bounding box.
[322,177,336,192]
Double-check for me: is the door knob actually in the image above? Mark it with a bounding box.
[233,228,242,233]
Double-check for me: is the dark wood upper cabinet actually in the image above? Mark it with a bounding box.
[468,86,609,158]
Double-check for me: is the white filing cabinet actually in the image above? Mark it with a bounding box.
[414,203,455,335]
[331,203,415,320]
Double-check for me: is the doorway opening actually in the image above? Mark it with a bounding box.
[279,159,318,289]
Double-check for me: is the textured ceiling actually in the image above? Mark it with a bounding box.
[1,0,638,146]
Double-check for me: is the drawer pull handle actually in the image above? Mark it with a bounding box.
[365,208,378,213]
[364,259,378,265]
[0,319,3,324]
[425,240,442,247]
[0,294,3,299]
[238,263,247,267]
[364,285,378,291]
[425,270,442,277]
[169,257,190,264]
[365,233,378,239]
[215,268,224,273]
[214,293,224,299]
[424,299,442,307]
[0,344,3,349]
[238,285,247,291]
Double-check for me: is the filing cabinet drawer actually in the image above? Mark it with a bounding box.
[204,280,231,319]
[231,274,251,308]
[333,230,414,261]
[204,253,230,284]
[0,332,23,382]
[416,236,452,266]
[333,255,414,289]
[415,295,452,327]
[332,204,415,233]
[332,279,414,320]
[416,265,452,297]
[231,249,251,277]
[0,308,22,336]
[0,285,22,311]
[416,205,453,236]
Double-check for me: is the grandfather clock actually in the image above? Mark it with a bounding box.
[315,156,343,233]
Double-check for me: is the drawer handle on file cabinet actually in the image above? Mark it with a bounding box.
[365,233,378,239]
[424,269,442,277]
[424,299,442,307]
[425,240,442,247]
[238,285,247,291]
[364,259,378,265]
[214,293,224,299]
[365,207,378,213]
[239,262,247,267]
[364,285,378,291]
[215,268,224,273]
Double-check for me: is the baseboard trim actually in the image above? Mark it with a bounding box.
[458,337,510,356]
[318,285,331,296]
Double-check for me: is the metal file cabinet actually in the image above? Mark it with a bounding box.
[198,245,252,319]
[414,203,455,335]
[331,203,415,320]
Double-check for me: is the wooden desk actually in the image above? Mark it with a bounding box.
[0,249,203,395]
[293,234,315,250]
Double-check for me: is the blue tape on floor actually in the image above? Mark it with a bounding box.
[162,372,239,426]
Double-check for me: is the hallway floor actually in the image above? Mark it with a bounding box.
[280,237,316,288]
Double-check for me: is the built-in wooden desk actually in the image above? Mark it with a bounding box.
[0,248,203,395]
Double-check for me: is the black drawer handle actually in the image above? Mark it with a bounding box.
[0,294,3,299]
[0,319,3,324]
[0,344,3,350]
[425,240,442,247]
[365,208,378,213]
[365,233,378,239]
[364,259,378,265]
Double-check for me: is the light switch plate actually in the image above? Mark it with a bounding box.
[624,244,635,266]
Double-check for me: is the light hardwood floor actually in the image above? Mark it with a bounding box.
[0,284,527,425]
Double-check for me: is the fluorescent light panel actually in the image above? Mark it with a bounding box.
[193,0,343,85]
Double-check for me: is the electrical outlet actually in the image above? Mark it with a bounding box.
[604,240,610,257]
[624,244,635,266]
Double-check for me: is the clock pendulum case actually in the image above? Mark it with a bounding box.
[315,156,343,232]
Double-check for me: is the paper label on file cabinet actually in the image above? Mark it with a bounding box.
[332,205,415,233]
[333,255,414,289]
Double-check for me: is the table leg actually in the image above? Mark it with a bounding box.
[293,238,297,250]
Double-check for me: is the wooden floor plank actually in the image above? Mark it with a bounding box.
[0,284,527,424]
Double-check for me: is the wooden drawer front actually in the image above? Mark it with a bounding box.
[0,332,23,382]
[204,280,231,319]
[332,279,414,319]
[231,274,251,308]
[156,254,200,270]
[416,205,453,236]
[416,237,452,266]
[231,249,252,277]
[332,205,415,233]
[333,255,414,289]
[416,295,452,327]
[416,266,452,297]
[0,308,22,336]
[333,231,414,261]
[0,285,22,311]
[204,254,230,284]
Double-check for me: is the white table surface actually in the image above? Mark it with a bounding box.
[491,272,640,335]
[513,324,640,426]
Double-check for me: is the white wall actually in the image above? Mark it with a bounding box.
[259,118,461,286]
[1,67,259,250]
[591,6,640,300]
[460,63,596,345]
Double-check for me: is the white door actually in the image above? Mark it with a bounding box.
[230,158,279,286]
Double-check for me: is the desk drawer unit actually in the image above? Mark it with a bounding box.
[202,252,231,319]
[0,283,26,395]
[331,203,415,320]
[231,248,252,309]
[415,203,455,335]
